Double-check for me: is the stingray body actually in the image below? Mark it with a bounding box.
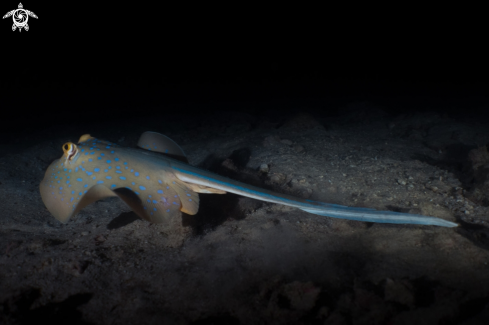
[40,132,458,227]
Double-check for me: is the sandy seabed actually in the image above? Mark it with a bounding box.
[1,104,489,324]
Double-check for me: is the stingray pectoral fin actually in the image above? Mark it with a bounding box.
[71,184,117,217]
[169,179,200,215]
[112,187,151,222]
[40,182,117,223]
[78,134,94,143]
[138,131,188,163]
[113,178,200,223]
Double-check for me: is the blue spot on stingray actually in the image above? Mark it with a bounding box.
[119,176,126,180]
[98,157,102,160]
[158,180,162,184]
[77,178,83,181]
[173,202,177,205]
[147,199,151,203]
[131,182,135,185]
[111,151,114,154]
[71,191,75,194]
[55,176,58,179]
[101,153,105,156]
[104,169,108,172]
[116,171,122,174]
[85,152,88,155]
[106,160,111,163]
[106,176,112,179]
[92,176,96,180]
[135,191,139,195]
[125,167,128,169]
[79,192,82,195]
[152,200,157,204]
[68,184,71,187]
[75,167,79,172]
[69,169,72,173]
[116,166,120,169]
[144,206,147,210]
[88,158,93,162]
[94,168,100,172]
[70,197,74,202]
[167,209,170,212]
[139,186,146,190]
[66,180,70,184]
[115,158,119,161]
[97,180,104,184]
[86,171,93,176]
[108,166,112,169]
[106,146,110,149]
[153,208,157,211]
[135,172,139,176]
[81,149,85,152]
[149,195,152,198]
[186,194,191,196]
[157,190,163,194]
[146,176,150,180]
[84,184,88,188]
[189,199,192,202]
[63,168,67,172]
[67,176,70,179]
[89,147,93,150]
[166,186,169,189]
[124,162,127,165]
[90,152,95,155]
[111,184,116,188]
[130,169,134,173]
[81,167,85,171]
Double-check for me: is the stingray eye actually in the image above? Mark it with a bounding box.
[62,143,71,152]
[62,142,78,161]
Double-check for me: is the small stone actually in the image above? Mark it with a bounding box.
[95,234,107,243]
[293,145,304,153]
[258,164,269,173]
[270,173,285,184]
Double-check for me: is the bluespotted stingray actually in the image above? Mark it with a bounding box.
[40,132,458,227]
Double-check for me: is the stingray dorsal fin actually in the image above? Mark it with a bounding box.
[137,131,188,163]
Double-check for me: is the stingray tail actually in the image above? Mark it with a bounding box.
[299,200,458,227]
[173,164,458,228]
